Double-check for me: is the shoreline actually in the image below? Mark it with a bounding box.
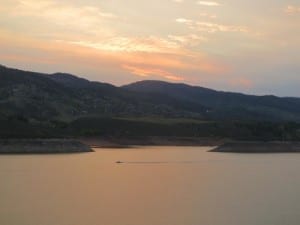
[79,136,225,148]
[1,138,300,154]
[210,141,300,153]
[0,139,93,154]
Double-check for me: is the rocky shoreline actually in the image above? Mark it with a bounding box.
[210,141,300,153]
[2,138,299,154]
[0,139,93,154]
[79,136,225,148]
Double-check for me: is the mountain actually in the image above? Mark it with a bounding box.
[1,64,300,123]
[0,65,202,122]
[2,64,300,140]
[123,80,300,121]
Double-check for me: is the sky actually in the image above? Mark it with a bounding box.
[0,0,299,96]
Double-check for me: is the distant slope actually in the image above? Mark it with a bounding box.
[1,64,300,122]
[123,80,300,121]
[47,73,92,88]
[2,65,300,139]
[0,65,79,120]
[0,65,203,121]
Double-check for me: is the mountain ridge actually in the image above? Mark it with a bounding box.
[123,80,300,121]
[1,64,300,122]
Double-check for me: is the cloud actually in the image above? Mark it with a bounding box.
[122,64,184,81]
[68,36,180,53]
[63,34,227,76]
[194,21,249,33]
[10,0,116,37]
[0,0,232,85]
[177,18,249,34]
[16,0,116,19]
[0,26,231,86]
[199,12,217,19]
[175,18,193,24]
[285,5,300,15]
[168,34,207,45]
[196,1,221,6]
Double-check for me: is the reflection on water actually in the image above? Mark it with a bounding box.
[0,146,300,225]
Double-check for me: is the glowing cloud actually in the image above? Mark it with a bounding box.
[194,22,249,33]
[199,12,217,19]
[168,34,206,45]
[177,19,249,34]
[122,64,184,81]
[68,36,180,53]
[11,0,116,37]
[0,0,299,95]
[16,0,116,19]
[285,5,300,15]
[175,18,193,24]
[196,1,221,6]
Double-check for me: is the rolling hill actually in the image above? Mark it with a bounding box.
[1,64,300,122]
[0,65,203,122]
[123,80,300,121]
[1,64,300,139]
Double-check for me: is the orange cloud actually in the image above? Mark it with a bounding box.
[69,36,180,54]
[193,22,249,33]
[199,12,217,19]
[176,18,250,34]
[122,64,184,81]
[285,5,300,15]
[61,35,228,75]
[120,51,230,75]
[168,34,207,45]
[175,18,193,24]
[8,0,116,37]
[15,0,117,19]
[196,1,221,6]
[0,27,229,84]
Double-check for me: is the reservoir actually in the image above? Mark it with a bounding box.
[1,146,300,225]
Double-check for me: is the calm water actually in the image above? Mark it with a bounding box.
[1,146,300,225]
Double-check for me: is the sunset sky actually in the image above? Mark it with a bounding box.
[0,0,299,96]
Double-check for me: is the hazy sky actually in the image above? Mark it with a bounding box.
[0,0,299,96]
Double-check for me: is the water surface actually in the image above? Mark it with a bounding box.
[1,146,300,225]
